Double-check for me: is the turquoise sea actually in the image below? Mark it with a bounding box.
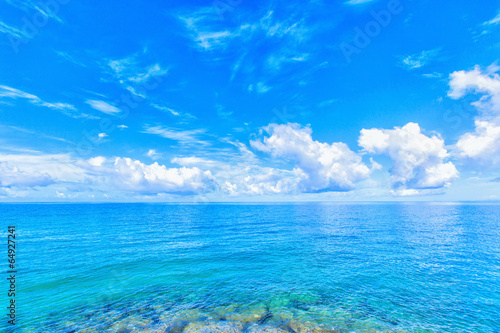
[2,203,500,332]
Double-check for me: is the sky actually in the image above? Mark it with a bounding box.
[0,0,499,202]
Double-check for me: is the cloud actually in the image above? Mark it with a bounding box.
[150,103,196,120]
[146,149,160,160]
[455,121,500,165]
[4,0,63,23]
[86,100,121,115]
[177,7,311,78]
[345,0,377,5]
[0,85,79,116]
[107,157,217,195]
[448,64,500,116]
[359,122,458,195]
[400,48,441,70]
[142,125,208,146]
[171,156,218,168]
[448,64,500,166]
[107,55,168,84]
[88,156,106,167]
[250,123,371,193]
[0,153,217,196]
[0,21,24,39]
[238,168,303,195]
[483,12,500,26]
[0,161,54,188]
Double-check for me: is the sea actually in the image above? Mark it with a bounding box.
[1,203,499,332]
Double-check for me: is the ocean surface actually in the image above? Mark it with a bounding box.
[1,203,499,332]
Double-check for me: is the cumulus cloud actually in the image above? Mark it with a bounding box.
[448,64,500,116]
[0,153,217,196]
[250,123,371,193]
[448,64,500,166]
[109,158,216,195]
[359,122,458,195]
[0,161,54,188]
[455,120,500,165]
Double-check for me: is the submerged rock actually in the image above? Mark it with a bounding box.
[184,320,243,333]
[163,319,189,333]
[247,324,289,333]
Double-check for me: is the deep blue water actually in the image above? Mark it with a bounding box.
[1,203,499,332]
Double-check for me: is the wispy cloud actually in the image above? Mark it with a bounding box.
[400,48,442,70]
[0,85,83,118]
[177,7,312,85]
[345,0,377,4]
[146,149,160,160]
[150,103,196,120]
[142,125,209,146]
[2,125,73,144]
[483,11,500,26]
[171,156,219,168]
[0,21,24,38]
[5,0,63,23]
[106,54,168,86]
[86,100,121,115]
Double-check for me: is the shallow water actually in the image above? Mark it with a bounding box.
[1,203,499,332]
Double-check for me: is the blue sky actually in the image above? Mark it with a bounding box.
[0,0,499,202]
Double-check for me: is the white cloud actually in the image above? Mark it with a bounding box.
[0,85,78,116]
[146,149,160,160]
[483,12,500,26]
[359,122,458,195]
[448,64,500,116]
[0,21,24,38]
[88,156,106,167]
[0,153,85,182]
[86,100,121,115]
[449,64,500,166]
[150,103,196,120]
[251,123,371,192]
[400,48,441,70]
[456,121,500,165]
[0,161,54,188]
[127,64,168,84]
[107,56,168,84]
[109,158,216,195]
[142,125,208,146]
[5,0,62,23]
[117,125,128,129]
[256,82,271,94]
[345,0,377,5]
[239,168,303,195]
[171,156,218,168]
[178,8,310,74]
[0,153,217,196]
[98,133,108,138]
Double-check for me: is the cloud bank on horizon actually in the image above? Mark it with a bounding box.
[0,0,499,201]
